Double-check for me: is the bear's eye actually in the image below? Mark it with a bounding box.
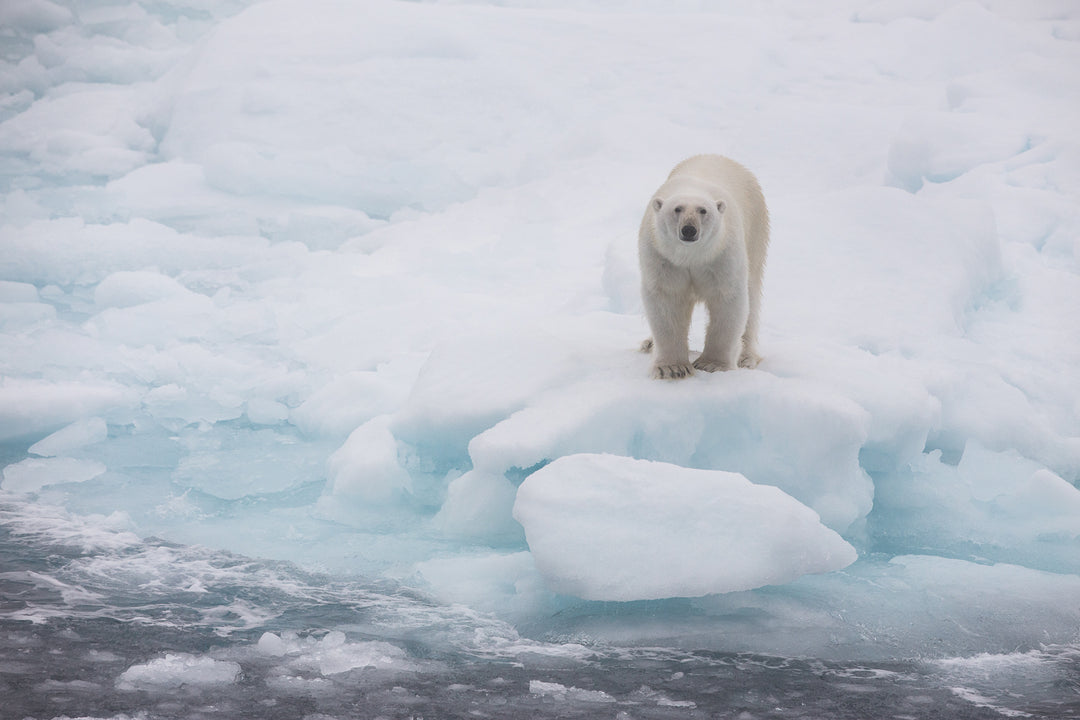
[697,207,707,216]
[674,206,684,214]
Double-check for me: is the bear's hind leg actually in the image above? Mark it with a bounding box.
[739,272,764,368]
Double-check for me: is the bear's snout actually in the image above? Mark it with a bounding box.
[680,224,698,242]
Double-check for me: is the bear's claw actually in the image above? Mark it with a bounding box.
[653,363,694,380]
[692,357,730,373]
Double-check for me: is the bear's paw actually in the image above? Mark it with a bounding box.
[737,349,762,369]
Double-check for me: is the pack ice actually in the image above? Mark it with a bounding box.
[1,0,1079,660]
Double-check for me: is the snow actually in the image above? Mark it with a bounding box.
[513,454,857,600]
[1,0,1079,667]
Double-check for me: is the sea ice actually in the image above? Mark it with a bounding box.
[0,0,1078,686]
[513,454,857,601]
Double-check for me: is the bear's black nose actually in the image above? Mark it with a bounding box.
[680,225,698,241]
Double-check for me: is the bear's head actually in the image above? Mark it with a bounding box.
[650,194,727,263]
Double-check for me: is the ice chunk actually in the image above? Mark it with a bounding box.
[529,680,615,703]
[325,416,412,505]
[171,424,326,500]
[887,112,1031,193]
[0,378,137,442]
[473,372,873,534]
[431,470,522,543]
[28,417,108,457]
[870,443,1080,573]
[764,341,940,474]
[392,330,574,458]
[0,301,55,330]
[0,0,73,34]
[244,398,289,425]
[1,457,107,493]
[290,367,414,439]
[143,383,242,427]
[299,631,410,676]
[0,217,281,288]
[537,554,1080,660]
[0,85,156,179]
[257,631,288,657]
[93,270,194,309]
[512,454,857,601]
[87,280,218,347]
[0,276,47,334]
[116,653,241,691]
[0,280,39,302]
[254,630,415,676]
[413,551,548,618]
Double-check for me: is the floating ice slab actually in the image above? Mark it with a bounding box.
[0,378,137,442]
[529,680,615,704]
[28,417,108,457]
[257,630,416,676]
[512,454,857,601]
[116,653,240,691]
[2,457,106,494]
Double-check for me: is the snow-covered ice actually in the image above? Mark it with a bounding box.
[2,0,1080,717]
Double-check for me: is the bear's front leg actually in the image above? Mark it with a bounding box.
[694,294,747,373]
[642,288,694,380]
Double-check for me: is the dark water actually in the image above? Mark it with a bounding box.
[2,500,1078,720]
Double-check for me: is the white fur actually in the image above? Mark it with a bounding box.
[638,154,770,379]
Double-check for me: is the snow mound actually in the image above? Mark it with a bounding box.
[512,454,857,601]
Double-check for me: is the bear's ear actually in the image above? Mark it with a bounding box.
[716,200,726,214]
[653,197,663,212]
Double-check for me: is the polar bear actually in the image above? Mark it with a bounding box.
[639,154,769,379]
